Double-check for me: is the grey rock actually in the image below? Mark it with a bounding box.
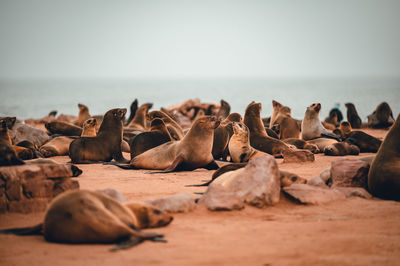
[146,192,197,213]
[330,158,369,189]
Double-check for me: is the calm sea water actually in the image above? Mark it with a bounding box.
[0,78,399,121]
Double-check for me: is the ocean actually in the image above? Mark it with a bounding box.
[0,78,399,122]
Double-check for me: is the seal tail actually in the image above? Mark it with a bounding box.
[0,223,43,235]
[185,180,213,187]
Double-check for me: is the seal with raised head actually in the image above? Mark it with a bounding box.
[345,103,362,129]
[301,103,339,141]
[212,112,243,161]
[129,118,173,159]
[127,103,153,131]
[244,102,293,157]
[229,122,269,163]
[269,100,300,139]
[0,120,24,166]
[367,102,395,128]
[0,190,172,250]
[124,99,139,126]
[118,116,220,172]
[216,99,231,120]
[368,113,400,201]
[69,108,128,163]
[324,103,343,127]
[148,110,185,140]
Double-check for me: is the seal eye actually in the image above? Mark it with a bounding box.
[153,209,161,215]
[291,176,297,182]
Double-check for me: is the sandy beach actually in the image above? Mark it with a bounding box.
[0,128,399,266]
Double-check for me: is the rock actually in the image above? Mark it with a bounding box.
[307,175,329,188]
[0,193,7,213]
[201,156,281,210]
[283,149,315,163]
[23,180,54,198]
[330,158,369,189]
[8,198,51,213]
[146,192,197,213]
[283,184,346,204]
[334,187,373,199]
[53,179,79,197]
[201,184,244,211]
[97,188,127,202]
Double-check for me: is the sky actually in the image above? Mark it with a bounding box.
[0,0,399,80]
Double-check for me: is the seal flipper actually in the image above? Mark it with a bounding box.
[113,151,130,164]
[321,132,341,141]
[0,223,43,235]
[203,160,219,170]
[146,154,184,174]
[103,161,136,170]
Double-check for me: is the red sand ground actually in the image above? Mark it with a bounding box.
[0,129,399,266]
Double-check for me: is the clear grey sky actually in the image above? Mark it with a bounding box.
[0,0,399,80]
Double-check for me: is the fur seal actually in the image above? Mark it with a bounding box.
[0,120,24,166]
[127,103,153,131]
[324,142,360,156]
[283,138,320,154]
[212,113,242,161]
[244,102,292,157]
[69,108,128,163]
[148,110,185,141]
[39,136,75,157]
[269,100,300,139]
[367,102,395,128]
[301,103,339,141]
[118,116,220,172]
[324,103,343,127]
[228,122,269,163]
[345,103,362,129]
[307,138,338,152]
[0,190,172,250]
[45,121,82,136]
[129,118,172,159]
[216,99,231,120]
[124,99,139,126]
[77,103,91,127]
[81,118,97,137]
[368,114,400,201]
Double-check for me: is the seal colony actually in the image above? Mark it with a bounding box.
[0,98,399,254]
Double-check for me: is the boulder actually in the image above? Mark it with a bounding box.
[201,156,281,210]
[283,184,346,204]
[330,158,369,189]
[283,149,315,163]
[147,192,198,213]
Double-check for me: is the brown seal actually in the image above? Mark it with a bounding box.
[368,114,400,201]
[124,99,139,126]
[283,138,320,154]
[216,99,231,120]
[77,103,91,127]
[129,118,172,159]
[243,102,292,157]
[367,102,395,128]
[148,110,184,140]
[212,112,243,161]
[39,136,75,157]
[228,122,269,163]
[301,103,339,141]
[324,142,360,156]
[0,120,24,166]
[269,100,300,139]
[45,121,82,136]
[127,103,153,131]
[81,118,97,137]
[0,190,172,250]
[69,108,128,163]
[120,116,220,172]
[345,103,362,129]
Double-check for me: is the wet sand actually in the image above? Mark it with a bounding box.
[0,128,399,266]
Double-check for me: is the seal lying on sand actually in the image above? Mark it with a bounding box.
[69,108,128,163]
[0,190,173,250]
[368,114,400,201]
[112,116,220,172]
